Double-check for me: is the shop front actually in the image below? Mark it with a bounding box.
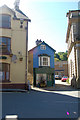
[33,67,54,87]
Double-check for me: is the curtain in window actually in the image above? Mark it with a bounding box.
[0,63,10,81]
[39,56,50,66]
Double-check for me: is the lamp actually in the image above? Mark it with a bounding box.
[20,18,24,28]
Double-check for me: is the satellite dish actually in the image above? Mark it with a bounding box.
[11,55,17,62]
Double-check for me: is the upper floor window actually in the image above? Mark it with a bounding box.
[39,56,50,66]
[0,37,11,54]
[0,14,11,28]
[40,45,46,50]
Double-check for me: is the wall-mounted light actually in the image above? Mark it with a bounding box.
[20,18,24,28]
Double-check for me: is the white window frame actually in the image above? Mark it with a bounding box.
[39,56,50,66]
[40,45,46,50]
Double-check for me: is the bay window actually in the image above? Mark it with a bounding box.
[39,56,50,66]
[0,37,11,54]
[0,14,11,28]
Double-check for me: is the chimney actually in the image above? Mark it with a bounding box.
[78,1,80,10]
[14,0,20,10]
[36,39,42,46]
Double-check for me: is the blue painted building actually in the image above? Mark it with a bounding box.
[28,40,56,87]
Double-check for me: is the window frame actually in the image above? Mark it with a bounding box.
[0,14,11,29]
[0,36,11,55]
[39,56,50,67]
[40,45,46,50]
[0,63,10,82]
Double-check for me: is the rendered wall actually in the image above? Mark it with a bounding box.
[0,6,28,85]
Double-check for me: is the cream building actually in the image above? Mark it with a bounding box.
[0,3,31,89]
[66,10,80,88]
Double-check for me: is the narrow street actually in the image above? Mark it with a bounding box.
[1,81,80,119]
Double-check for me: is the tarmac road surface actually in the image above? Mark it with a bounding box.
[1,89,80,119]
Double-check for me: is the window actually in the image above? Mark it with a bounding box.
[0,63,10,81]
[39,56,50,66]
[0,37,11,54]
[0,14,11,28]
[40,45,46,50]
[36,74,47,85]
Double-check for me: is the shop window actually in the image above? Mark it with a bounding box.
[0,37,11,54]
[0,63,10,81]
[36,74,47,85]
[39,56,50,66]
[0,14,11,28]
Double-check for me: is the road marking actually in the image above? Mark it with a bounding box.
[5,115,18,120]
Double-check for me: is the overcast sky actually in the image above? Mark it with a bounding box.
[0,0,79,52]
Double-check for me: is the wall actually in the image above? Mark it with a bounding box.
[68,46,75,83]
[0,6,28,85]
[55,61,68,77]
[33,43,54,68]
[28,51,33,84]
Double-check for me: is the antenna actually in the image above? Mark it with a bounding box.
[14,0,20,10]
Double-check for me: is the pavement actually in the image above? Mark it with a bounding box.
[0,89,27,92]
[0,80,80,98]
[31,80,80,98]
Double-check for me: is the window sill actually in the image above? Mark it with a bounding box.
[39,66,50,68]
[0,27,11,29]
[0,80,11,83]
[0,53,10,55]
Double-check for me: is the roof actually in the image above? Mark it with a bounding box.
[14,9,31,21]
[66,10,80,16]
[15,9,27,17]
[66,9,80,42]
[0,5,31,21]
[28,41,56,52]
[0,5,15,14]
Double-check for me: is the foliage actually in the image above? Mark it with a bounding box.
[66,78,69,84]
[54,51,68,62]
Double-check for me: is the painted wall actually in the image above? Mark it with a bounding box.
[28,51,33,75]
[55,61,68,76]
[0,6,28,84]
[33,42,55,68]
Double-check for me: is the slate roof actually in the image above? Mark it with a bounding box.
[0,5,31,21]
[0,5,15,14]
[15,9,27,17]
[28,41,56,52]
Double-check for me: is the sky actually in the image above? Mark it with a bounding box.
[0,0,79,52]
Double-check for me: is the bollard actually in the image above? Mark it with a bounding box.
[5,115,18,120]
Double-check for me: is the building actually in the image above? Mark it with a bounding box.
[28,40,56,87]
[66,10,80,88]
[0,3,31,89]
[55,61,68,77]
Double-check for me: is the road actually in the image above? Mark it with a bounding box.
[55,79,70,85]
[1,89,80,119]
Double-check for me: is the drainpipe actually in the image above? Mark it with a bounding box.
[25,21,28,90]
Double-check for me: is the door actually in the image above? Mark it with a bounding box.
[47,74,52,87]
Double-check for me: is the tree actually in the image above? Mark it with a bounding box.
[54,52,68,61]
